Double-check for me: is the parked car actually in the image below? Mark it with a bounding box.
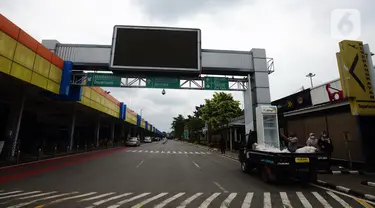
[126,137,140,147]
[144,137,152,143]
[153,137,160,141]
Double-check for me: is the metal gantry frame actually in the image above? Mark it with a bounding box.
[70,72,249,91]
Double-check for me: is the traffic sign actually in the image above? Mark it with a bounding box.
[146,77,180,89]
[204,77,229,90]
[86,73,121,87]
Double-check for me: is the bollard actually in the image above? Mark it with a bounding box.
[53,146,57,156]
[85,144,87,152]
[16,150,20,164]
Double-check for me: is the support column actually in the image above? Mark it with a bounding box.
[110,122,115,143]
[229,127,233,151]
[95,118,101,147]
[234,128,238,143]
[68,105,76,151]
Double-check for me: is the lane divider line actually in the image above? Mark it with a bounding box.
[213,182,228,193]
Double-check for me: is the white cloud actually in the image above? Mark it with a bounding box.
[1,0,374,131]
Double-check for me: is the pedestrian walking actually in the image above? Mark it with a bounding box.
[220,137,226,154]
[318,131,334,171]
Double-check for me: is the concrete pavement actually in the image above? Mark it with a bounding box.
[0,140,371,207]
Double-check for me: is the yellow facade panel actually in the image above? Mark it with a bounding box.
[48,64,62,83]
[31,72,48,89]
[47,80,60,94]
[0,55,12,74]
[14,43,35,69]
[33,55,50,77]
[10,62,32,83]
[0,31,17,60]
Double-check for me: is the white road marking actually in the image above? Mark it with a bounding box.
[154,192,185,208]
[220,193,237,208]
[136,160,144,168]
[206,152,211,154]
[173,151,177,154]
[49,192,97,204]
[107,193,151,208]
[138,150,143,152]
[241,193,254,208]
[161,151,165,153]
[126,150,131,152]
[326,191,352,207]
[18,191,57,199]
[89,193,132,207]
[189,152,194,154]
[199,193,221,208]
[144,150,149,153]
[131,192,168,208]
[200,152,206,154]
[79,192,116,202]
[336,186,350,193]
[184,151,188,154]
[195,152,200,154]
[0,191,23,196]
[7,192,78,208]
[213,182,228,193]
[192,161,201,169]
[155,151,159,153]
[167,151,170,154]
[296,192,312,208]
[280,192,292,208]
[263,192,271,208]
[150,151,154,153]
[312,192,332,208]
[0,191,41,199]
[176,193,203,208]
[178,151,183,154]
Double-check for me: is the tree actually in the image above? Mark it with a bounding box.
[201,92,242,142]
[171,114,185,139]
[193,104,205,118]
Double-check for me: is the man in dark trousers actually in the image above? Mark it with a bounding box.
[318,131,334,171]
[220,137,226,154]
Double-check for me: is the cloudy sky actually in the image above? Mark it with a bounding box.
[1,0,374,132]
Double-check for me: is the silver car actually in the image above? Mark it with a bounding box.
[126,137,140,147]
[144,137,152,143]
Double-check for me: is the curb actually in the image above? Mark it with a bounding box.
[362,181,375,188]
[0,146,125,171]
[315,180,375,202]
[318,170,368,175]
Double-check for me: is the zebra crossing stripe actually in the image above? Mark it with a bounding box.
[296,192,312,208]
[312,192,332,208]
[131,192,168,208]
[155,192,185,208]
[173,151,177,154]
[48,192,97,204]
[200,152,206,154]
[89,193,133,207]
[144,150,148,153]
[7,192,79,208]
[176,193,203,208]
[199,193,221,208]
[280,192,292,208]
[264,192,271,208]
[190,152,194,154]
[150,151,154,153]
[18,191,57,200]
[0,191,41,200]
[167,151,170,154]
[0,191,23,196]
[178,151,183,154]
[184,151,188,154]
[133,150,138,152]
[241,193,254,208]
[155,151,159,153]
[220,193,237,208]
[161,151,165,153]
[195,152,200,154]
[326,191,351,207]
[79,192,116,202]
[107,193,151,208]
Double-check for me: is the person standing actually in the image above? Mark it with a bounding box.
[318,131,334,171]
[281,132,299,153]
[220,137,226,154]
[306,133,319,149]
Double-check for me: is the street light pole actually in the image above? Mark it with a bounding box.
[306,73,316,88]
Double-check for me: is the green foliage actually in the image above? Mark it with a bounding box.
[201,92,242,130]
[171,114,185,139]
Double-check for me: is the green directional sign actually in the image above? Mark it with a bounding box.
[86,73,121,87]
[146,77,180,89]
[204,77,229,90]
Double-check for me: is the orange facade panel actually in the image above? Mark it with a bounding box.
[51,53,64,70]
[18,29,38,52]
[0,14,20,40]
[36,44,53,62]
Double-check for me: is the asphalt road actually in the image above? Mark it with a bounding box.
[0,140,371,207]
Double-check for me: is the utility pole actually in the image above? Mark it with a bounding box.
[306,73,316,88]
